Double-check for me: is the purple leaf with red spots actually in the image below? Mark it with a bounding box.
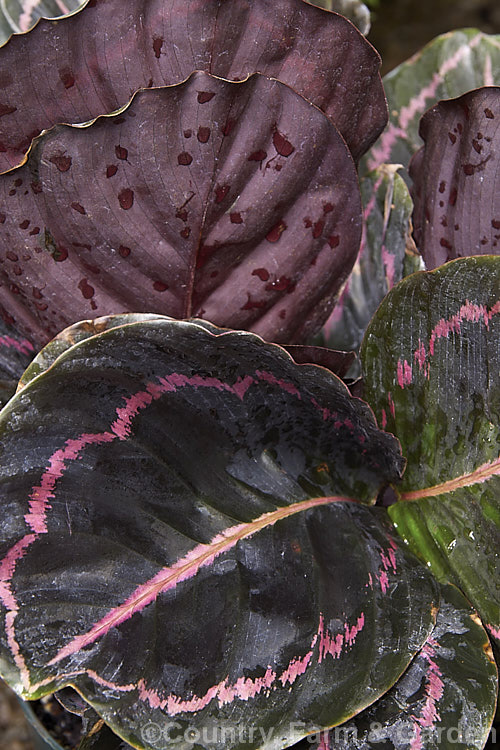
[0,318,439,750]
[0,72,362,349]
[0,0,386,173]
[410,87,500,268]
[363,29,500,179]
[302,584,497,750]
[361,257,500,656]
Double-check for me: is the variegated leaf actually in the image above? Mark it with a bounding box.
[363,29,500,179]
[0,318,438,750]
[361,257,500,654]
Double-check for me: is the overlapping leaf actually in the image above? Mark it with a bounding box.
[0,316,34,407]
[0,0,386,173]
[309,0,370,35]
[363,29,500,178]
[0,319,439,750]
[318,165,421,371]
[361,257,500,653]
[0,72,362,348]
[301,585,497,750]
[0,0,84,38]
[410,87,500,268]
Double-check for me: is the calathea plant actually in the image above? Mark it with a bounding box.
[0,2,498,749]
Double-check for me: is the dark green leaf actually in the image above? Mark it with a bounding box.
[0,319,437,750]
[303,584,497,750]
[361,257,500,652]
[0,316,35,407]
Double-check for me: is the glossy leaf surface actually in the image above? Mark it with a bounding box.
[0,0,386,172]
[0,1,84,35]
[0,72,362,348]
[361,257,500,653]
[319,165,421,372]
[0,316,35,407]
[0,319,438,750]
[364,30,500,178]
[303,584,498,750]
[410,87,500,268]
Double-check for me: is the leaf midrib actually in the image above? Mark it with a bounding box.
[399,456,500,501]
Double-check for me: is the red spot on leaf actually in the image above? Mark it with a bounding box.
[197,91,215,104]
[484,108,494,119]
[54,246,68,262]
[328,235,340,248]
[449,188,457,206]
[118,245,131,258]
[252,268,270,281]
[59,69,75,89]
[118,188,134,210]
[18,220,29,230]
[78,278,95,299]
[50,154,72,172]
[492,220,500,230]
[266,220,287,243]
[197,126,211,143]
[31,181,42,193]
[178,152,193,166]
[183,129,192,138]
[440,237,452,250]
[215,185,230,204]
[312,220,324,239]
[0,104,16,118]
[14,178,22,187]
[115,145,128,160]
[106,165,118,178]
[176,208,188,221]
[304,217,312,228]
[230,212,243,224]
[153,37,164,59]
[241,294,267,310]
[472,139,483,154]
[248,150,267,162]
[32,287,43,299]
[153,281,168,292]
[6,251,18,261]
[71,202,86,215]
[30,227,40,235]
[448,132,457,144]
[180,227,191,239]
[279,310,286,319]
[323,202,334,213]
[0,213,5,224]
[438,181,446,193]
[273,130,294,157]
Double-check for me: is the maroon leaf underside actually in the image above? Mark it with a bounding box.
[0,0,386,174]
[410,87,500,268]
[0,72,362,348]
